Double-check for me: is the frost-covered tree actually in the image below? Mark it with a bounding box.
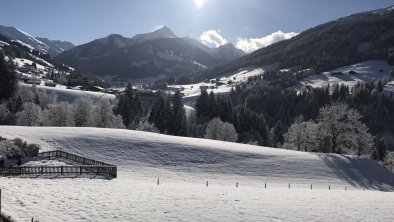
[92,100,124,128]
[136,117,160,133]
[45,102,74,127]
[316,102,374,155]
[0,140,21,159]
[285,116,318,151]
[16,102,43,126]
[73,97,93,127]
[204,118,238,142]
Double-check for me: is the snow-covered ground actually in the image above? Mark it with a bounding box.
[0,126,393,221]
[384,80,394,96]
[293,60,392,93]
[20,83,116,103]
[170,67,267,104]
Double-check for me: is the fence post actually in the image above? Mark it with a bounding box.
[97,167,100,175]
[61,166,63,175]
[80,166,82,175]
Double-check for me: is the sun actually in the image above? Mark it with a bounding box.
[195,0,204,9]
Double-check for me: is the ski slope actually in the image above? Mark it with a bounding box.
[0,126,393,222]
[293,60,392,93]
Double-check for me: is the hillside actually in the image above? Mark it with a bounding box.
[55,26,245,81]
[0,126,393,221]
[193,5,394,82]
[0,25,75,56]
[292,60,392,92]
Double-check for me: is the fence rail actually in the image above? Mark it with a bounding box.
[1,150,117,178]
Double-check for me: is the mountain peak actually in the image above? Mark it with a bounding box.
[154,26,173,33]
[132,26,177,43]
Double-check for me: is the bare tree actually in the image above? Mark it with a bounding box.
[73,97,93,127]
[316,102,373,155]
[45,102,74,126]
[204,118,238,142]
[92,100,125,128]
[16,102,43,126]
[285,115,317,151]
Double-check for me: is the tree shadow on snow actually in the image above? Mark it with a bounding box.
[318,154,394,191]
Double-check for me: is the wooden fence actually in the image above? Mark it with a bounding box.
[0,150,117,178]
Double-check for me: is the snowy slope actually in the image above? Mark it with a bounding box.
[0,25,74,56]
[293,60,392,92]
[0,126,393,221]
[171,66,271,104]
[20,83,116,103]
[0,25,48,53]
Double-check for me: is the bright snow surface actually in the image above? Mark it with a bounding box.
[0,126,393,221]
[293,60,392,93]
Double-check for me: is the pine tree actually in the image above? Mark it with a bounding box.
[115,83,142,129]
[271,120,284,147]
[0,51,18,101]
[195,89,209,122]
[171,91,187,136]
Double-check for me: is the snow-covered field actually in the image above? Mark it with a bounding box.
[170,67,267,104]
[293,60,392,92]
[0,126,393,221]
[20,83,116,103]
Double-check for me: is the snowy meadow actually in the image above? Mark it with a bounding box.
[0,126,393,221]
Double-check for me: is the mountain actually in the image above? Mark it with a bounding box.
[131,26,177,43]
[55,26,245,80]
[193,5,394,82]
[36,37,75,55]
[0,25,48,52]
[183,37,246,63]
[0,25,75,56]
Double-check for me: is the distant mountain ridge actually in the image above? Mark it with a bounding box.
[55,26,246,80]
[0,25,75,56]
[192,5,394,82]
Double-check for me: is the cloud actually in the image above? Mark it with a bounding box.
[236,31,298,53]
[199,30,228,48]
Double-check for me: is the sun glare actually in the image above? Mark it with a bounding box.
[195,0,204,9]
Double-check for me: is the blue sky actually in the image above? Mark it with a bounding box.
[1,0,393,49]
